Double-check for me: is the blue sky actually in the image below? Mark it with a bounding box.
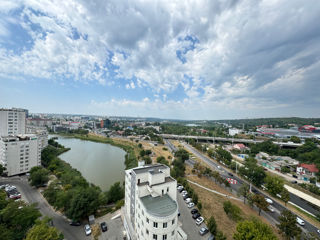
[0,0,320,120]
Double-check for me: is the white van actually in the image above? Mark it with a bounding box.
[296,217,305,226]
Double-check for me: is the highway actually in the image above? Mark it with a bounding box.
[161,134,303,148]
[175,141,319,237]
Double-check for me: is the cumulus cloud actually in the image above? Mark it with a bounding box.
[0,0,320,118]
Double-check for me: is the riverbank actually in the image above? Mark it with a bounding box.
[55,133,138,169]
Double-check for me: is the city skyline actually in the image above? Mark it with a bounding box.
[1,0,320,120]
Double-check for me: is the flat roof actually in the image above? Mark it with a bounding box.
[132,164,168,175]
[140,194,177,217]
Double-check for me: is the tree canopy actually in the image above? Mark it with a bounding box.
[26,218,63,240]
[277,210,301,240]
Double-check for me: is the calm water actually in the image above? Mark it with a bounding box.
[53,136,126,191]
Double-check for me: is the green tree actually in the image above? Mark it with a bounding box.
[157,156,169,166]
[233,218,277,240]
[0,201,41,240]
[174,148,189,162]
[265,175,284,196]
[26,218,63,240]
[216,231,227,240]
[207,216,217,235]
[252,195,269,216]
[238,184,250,204]
[29,167,50,187]
[0,224,14,240]
[280,189,290,206]
[277,210,301,240]
[223,201,242,221]
[197,202,202,211]
[106,182,124,204]
[142,155,152,164]
[0,190,8,210]
[290,136,301,143]
[0,164,5,175]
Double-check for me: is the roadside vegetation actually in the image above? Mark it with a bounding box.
[30,138,126,222]
[0,190,62,240]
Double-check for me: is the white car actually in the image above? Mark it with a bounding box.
[196,216,204,225]
[317,229,320,235]
[296,217,305,226]
[177,186,183,191]
[84,224,92,236]
[181,190,187,195]
[265,198,273,204]
[188,202,195,208]
[185,198,192,204]
[267,205,274,212]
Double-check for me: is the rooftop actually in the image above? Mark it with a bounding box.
[299,163,319,173]
[140,194,177,218]
[132,164,168,175]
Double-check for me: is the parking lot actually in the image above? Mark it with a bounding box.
[177,187,210,240]
[96,211,125,240]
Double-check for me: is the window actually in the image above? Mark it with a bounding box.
[172,231,175,236]
[172,219,175,225]
[146,218,149,223]
[146,229,149,235]
[163,222,167,228]
[162,189,164,195]
[163,235,167,240]
[167,187,169,192]
[153,222,158,228]
[153,234,157,239]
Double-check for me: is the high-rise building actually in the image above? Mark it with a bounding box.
[0,108,26,136]
[123,163,187,240]
[0,135,41,176]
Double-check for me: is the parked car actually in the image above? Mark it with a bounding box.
[228,172,234,177]
[191,209,198,214]
[296,217,305,226]
[185,198,192,204]
[100,222,108,232]
[181,190,187,195]
[84,224,92,236]
[208,235,215,240]
[265,198,273,204]
[196,216,204,225]
[293,175,298,178]
[69,221,81,226]
[188,202,195,208]
[199,227,209,235]
[192,212,201,219]
[178,187,184,192]
[317,229,320,235]
[291,180,298,184]
[183,194,189,200]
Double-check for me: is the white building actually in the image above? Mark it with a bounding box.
[0,108,26,136]
[123,163,187,240]
[26,126,48,150]
[228,128,241,136]
[0,135,41,176]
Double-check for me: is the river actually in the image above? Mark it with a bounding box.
[53,135,126,191]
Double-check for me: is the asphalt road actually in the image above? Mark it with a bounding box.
[179,142,320,237]
[0,176,90,240]
[176,189,209,240]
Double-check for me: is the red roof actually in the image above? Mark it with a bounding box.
[234,144,246,149]
[300,163,319,173]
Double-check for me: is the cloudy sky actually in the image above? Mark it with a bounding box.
[0,0,319,120]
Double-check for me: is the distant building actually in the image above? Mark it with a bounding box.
[299,125,320,133]
[26,118,52,127]
[233,143,246,151]
[0,108,26,136]
[297,164,319,182]
[100,119,111,128]
[228,128,241,136]
[0,135,41,176]
[123,163,187,240]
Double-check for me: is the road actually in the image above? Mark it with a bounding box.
[0,176,90,240]
[179,141,320,236]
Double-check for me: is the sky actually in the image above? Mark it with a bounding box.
[0,0,319,120]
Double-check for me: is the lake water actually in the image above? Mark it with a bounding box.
[53,136,126,191]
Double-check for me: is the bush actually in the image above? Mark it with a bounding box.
[223,201,242,221]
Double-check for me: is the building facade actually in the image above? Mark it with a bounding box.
[0,135,41,176]
[123,163,186,240]
[0,108,26,136]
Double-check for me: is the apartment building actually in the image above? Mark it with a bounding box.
[26,126,48,150]
[123,163,187,240]
[0,135,41,176]
[0,108,26,136]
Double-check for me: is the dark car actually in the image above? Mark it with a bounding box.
[251,188,258,194]
[199,227,209,236]
[228,172,234,177]
[100,222,108,232]
[178,188,184,192]
[291,180,298,184]
[192,212,201,219]
[293,175,298,178]
[69,221,81,226]
[183,194,189,200]
[191,209,198,214]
